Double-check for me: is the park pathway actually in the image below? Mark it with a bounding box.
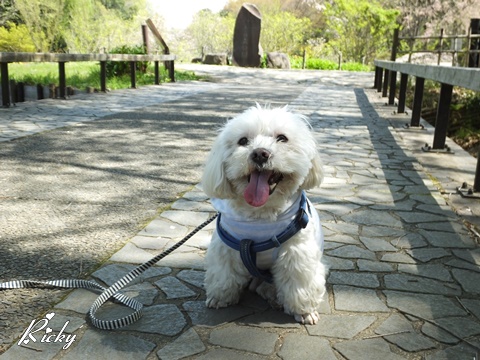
[0,65,479,359]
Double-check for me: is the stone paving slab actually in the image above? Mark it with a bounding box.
[0,69,314,350]
[1,65,480,359]
[0,82,220,142]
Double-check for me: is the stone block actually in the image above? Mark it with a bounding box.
[157,328,206,360]
[307,315,376,339]
[266,52,291,69]
[203,54,228,65]
[209,325,277,355]
[279,334,337,360]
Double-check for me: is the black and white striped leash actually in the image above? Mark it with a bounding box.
[0,213,218,330]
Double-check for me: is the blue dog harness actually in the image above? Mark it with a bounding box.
[213,191,312,283]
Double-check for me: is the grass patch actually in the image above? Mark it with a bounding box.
[9,62,96,87]
[7,61,201,91]
[341,62,372,72]
[290,56,372,71]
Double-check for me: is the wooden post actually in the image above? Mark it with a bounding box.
[49,84,56,98]
[17,82,25,102]
[142,24,150,54]
[1,62,10,107]
[388,71,397,105]
[146,18,173,76]
[468,19,480,67]
[474,149,480,192]
[410,77,425,127]
[154,61,160,85]
[437,28,444,65]
[452,35,458,66]
[466,25,472,67]
[432,83,453,150]
[59,62,66,98]
[390,28,399,62]
[382,69,389,97]
[146,19,170,54]
[168,61,175,83]
[100,61,107,92]
[397,73,408,114]
[37,84,44,100]
[130,61,136,88]
[376,67,383,92]
[10,80,17,103]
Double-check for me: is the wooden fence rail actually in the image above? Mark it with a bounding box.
[373,60,480,197]
[391,25,480,67]
[0,52,176,107]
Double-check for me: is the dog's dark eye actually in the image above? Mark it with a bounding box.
[238,137,249,146]
[276,134,288,143]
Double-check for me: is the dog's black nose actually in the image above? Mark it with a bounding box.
[251,148,271,165]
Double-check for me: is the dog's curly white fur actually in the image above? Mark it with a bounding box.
[202,105,327,324]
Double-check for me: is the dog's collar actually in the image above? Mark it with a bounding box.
[215,191,311,282]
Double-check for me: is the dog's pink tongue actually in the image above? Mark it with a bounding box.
[244,170,272,207]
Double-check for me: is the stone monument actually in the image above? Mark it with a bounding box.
[232,3,262,67]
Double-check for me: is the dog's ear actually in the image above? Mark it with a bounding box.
[201,140,235,199]
[300,152,323,190]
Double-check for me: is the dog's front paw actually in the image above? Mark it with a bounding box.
[206,297,228,309]
[206,294,240,309]
[294,311,319,325]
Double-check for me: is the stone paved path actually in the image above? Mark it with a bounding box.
[1,65,479,359]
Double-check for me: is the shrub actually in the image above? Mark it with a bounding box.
[0,22,36,52]
[341,62,372,71]
[305,58,338,70]
[290,56,338,70]
[106,45,149,78]
[290,55,372,71]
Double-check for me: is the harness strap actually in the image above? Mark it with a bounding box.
[240,240,274,283]
[217,191,311,281]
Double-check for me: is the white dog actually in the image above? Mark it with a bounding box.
[202,105,327,324]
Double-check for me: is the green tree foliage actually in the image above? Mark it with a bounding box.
[261,11,311,54]
[7,0,146,53]
[61,0,142,53]
[324,0,398,63]
[14,0,65,52]
[61,0,106,52]
[4,0,477,65]
[100,0,140,20]
[0,21,36,51]
[186,9,235,56]
[0,0,21,27]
